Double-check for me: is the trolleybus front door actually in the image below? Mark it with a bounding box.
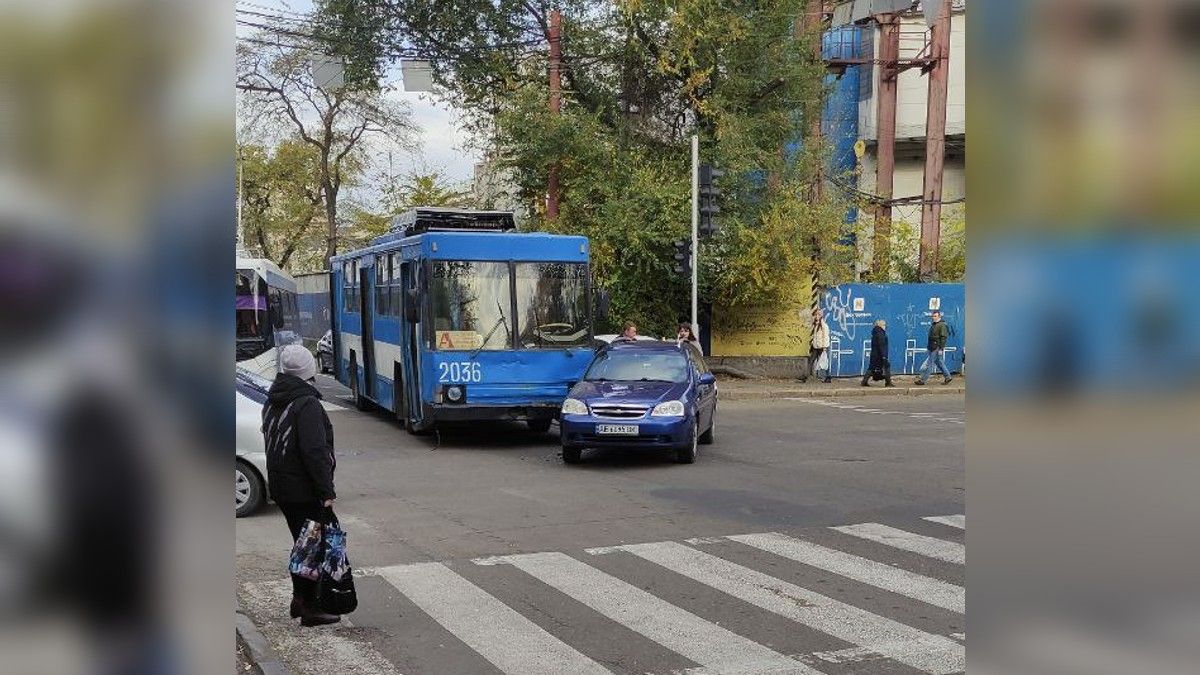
[359,264,376,399]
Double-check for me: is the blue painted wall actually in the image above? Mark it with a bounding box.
[820,283,965,377]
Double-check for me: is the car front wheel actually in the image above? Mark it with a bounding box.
[236,460,265,518]
[676,420,698,464]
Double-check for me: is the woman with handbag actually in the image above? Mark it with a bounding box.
[262,344,342,627]
[861,319,895,387]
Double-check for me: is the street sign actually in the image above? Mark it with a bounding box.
[831,1,915,27]
[311,55,344,91]
[401,59,434,92]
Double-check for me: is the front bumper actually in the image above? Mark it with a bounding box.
[560,414,694,449]
[427,403,559,423]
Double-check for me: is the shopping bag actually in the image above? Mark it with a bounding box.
[871,366,884,381]
[319,521,350,582]
[288,519,324,581]
[815,350,830,372]
[316,520,357,615]
[317,563,357,615]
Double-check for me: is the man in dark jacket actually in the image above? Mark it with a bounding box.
[861,319,895,387]
[263,344,340,626]
[915,310,953,385]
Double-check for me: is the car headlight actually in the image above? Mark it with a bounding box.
[561,398,588,415]
[445,385,464,402]
[650,400,685,417]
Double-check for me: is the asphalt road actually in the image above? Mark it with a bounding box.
[236,375,964,675]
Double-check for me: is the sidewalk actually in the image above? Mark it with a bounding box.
[716,374,964,401]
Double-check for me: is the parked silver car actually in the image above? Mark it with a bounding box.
[236,366,271,517]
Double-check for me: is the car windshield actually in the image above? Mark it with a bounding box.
[429,261,512,350]
[514,262,590,348]
[584,350,689,383]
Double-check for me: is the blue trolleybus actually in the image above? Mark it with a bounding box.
[330,208,594,433]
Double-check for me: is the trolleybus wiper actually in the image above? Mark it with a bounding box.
[472,301,510,358]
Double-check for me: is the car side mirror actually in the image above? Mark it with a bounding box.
[698,372,716,386]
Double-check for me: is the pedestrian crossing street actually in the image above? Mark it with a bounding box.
[241,514,966,675]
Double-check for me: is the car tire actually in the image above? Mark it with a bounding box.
[562,445,582,464]
[699,414,715,445]
[527,418,553,434]
[236,460,265,518]
[675,420,698,464]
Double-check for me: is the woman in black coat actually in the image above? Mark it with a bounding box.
[861,319,895,387]
[263,344,342,626]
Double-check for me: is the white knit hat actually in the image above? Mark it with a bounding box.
[279,344,317,381]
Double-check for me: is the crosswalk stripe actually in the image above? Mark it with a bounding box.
[609,541,965,675]
[923,515,965,529]
[727,532,965,613]
[376,562,612,675]
[832,523,965,564]
[483,551,814,675]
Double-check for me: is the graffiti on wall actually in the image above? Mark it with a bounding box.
[820,284,965,376]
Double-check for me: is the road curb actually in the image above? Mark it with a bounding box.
[718,386,965,401]
[236,607,293,675]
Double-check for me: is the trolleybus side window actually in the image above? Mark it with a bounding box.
[514,262,590,348]
[343,260,359,313]
[429,261,511,351]
[375,254,390,316]
[388,253,403,316]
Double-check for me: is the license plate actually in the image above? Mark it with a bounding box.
[596,424,639,436]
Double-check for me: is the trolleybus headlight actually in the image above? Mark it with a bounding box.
[445,385,464,402]
[561,398,588,415]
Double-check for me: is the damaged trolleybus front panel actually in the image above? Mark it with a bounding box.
[330,208,592,433]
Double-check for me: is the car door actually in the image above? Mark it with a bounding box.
[688,346,716,428]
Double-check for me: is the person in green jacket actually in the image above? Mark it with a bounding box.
[915,310,953,385]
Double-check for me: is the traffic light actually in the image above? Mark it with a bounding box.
[698,164,724,236]
[672,239,692,274]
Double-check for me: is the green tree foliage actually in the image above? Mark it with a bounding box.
[238,139,326,271]
[237,36,414,268]
[887,208,966,283]
[323,0,854,334]
[383,170,473,211]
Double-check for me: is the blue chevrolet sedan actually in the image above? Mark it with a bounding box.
[559,340,717,464]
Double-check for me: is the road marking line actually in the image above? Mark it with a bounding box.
[923,515,965,530]
[832,524,965,564]
[726,532,964,613]
[609,541,965,675]
[482,551,813,674]
[377,562,612,675]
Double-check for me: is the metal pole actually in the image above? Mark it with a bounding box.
[546,8,562,221]
[872,13,899,280]
[236,158,244,246]
[918,0,951,281]
[690,134,699,334]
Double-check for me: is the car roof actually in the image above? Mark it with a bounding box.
[602,339,688,354]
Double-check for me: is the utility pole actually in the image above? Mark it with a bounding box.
[918,0,952,281]
[690,134,699,334]
[236,156,244,246]
[805,0,826,201]
[872,12,900,280]
[546,8,562,221]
